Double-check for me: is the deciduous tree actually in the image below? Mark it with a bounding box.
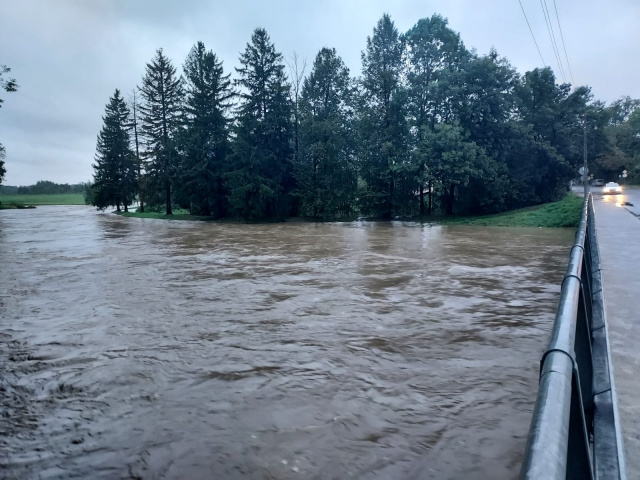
[0,64,18,186]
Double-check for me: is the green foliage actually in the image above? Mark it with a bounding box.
[0,143,7,185]
[0,183,17,194]
[404,16,468,214]
[295,47,356,218]
[88,14,637,222]
[358,14,409,218]
[1,64,18,186]
[14,180,85,194]
[416,123,486,214]
[405,15,467,134]
[83,182,95,205]
[118,208,209,220]
[91,89,137,211]
[447,193,583,228]
[139,49,184,215]
[607,96,640,126]
[176,42,233,217]
[597,101,640,182]
[227,28,293,220]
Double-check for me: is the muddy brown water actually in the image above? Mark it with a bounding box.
[0,206,574,479]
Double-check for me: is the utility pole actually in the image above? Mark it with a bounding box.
[583,119,588,197]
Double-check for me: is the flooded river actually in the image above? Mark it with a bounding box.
[0,206,574,479]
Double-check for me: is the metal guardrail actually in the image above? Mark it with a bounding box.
[520,193,626,480]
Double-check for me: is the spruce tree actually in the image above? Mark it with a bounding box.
[228,28,293,219]
[179,41,233,217]
[359,14,409,218]
[91,89,137,211]
[139,49,184,215]
[296,47,356,218]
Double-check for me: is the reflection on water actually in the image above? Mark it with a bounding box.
[601,192,626,207]
[0,206,574,479]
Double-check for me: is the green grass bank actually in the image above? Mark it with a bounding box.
[0,193,85,207]
[440,194,582,228]
[116,194,582,228]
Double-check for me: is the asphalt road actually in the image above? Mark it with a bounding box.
[591,185,640,477]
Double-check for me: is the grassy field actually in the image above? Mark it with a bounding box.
[0,193,85,206]
[442,194,583,228]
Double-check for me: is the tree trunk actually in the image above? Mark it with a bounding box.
[116,201,121,212]
[313,156,318,218]
[165,180,172,215]
[446,183,455,215]
[419,184,425,215]
[124,203,128,213]
[132,89,144,213]
[428,181,432,215]
[386,176,394,219]
[294,111,299,165]
[216,175,224,219]
[138,169,144,213]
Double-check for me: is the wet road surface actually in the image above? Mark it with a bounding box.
[592,186,640,477]
[0,207,574,479]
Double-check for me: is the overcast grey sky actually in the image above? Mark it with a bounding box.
[0,0,638,186]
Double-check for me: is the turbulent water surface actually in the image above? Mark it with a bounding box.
[0,206,574,479]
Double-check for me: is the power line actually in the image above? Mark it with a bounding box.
[552,0,575,84]
[542,0,567,81]
[540,0,567,83]
[518,0,547,67]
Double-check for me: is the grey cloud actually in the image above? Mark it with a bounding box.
[1,0,638,185]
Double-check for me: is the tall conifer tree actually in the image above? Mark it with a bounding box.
[179,42,233,217]
[296,47,355,218]
[228,28,293,219]
[359,14,408,218]
[139,49,184,215]
[92,89,137,211]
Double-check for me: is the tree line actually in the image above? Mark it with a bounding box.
[90,14,640,219]
[5,180,86,195]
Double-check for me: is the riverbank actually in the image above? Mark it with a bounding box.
[0,193,85,207]
[440,194,582,228]
[117,194,582,228]
[118,209,211,221]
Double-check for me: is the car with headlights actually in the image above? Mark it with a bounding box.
[603,182,622,194]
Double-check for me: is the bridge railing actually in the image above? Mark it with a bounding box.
[520,193,626,480]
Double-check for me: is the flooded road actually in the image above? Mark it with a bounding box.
[0,207,574,479]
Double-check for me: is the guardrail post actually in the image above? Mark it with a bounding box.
[567,366,594,480]
[574,282,594,432]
